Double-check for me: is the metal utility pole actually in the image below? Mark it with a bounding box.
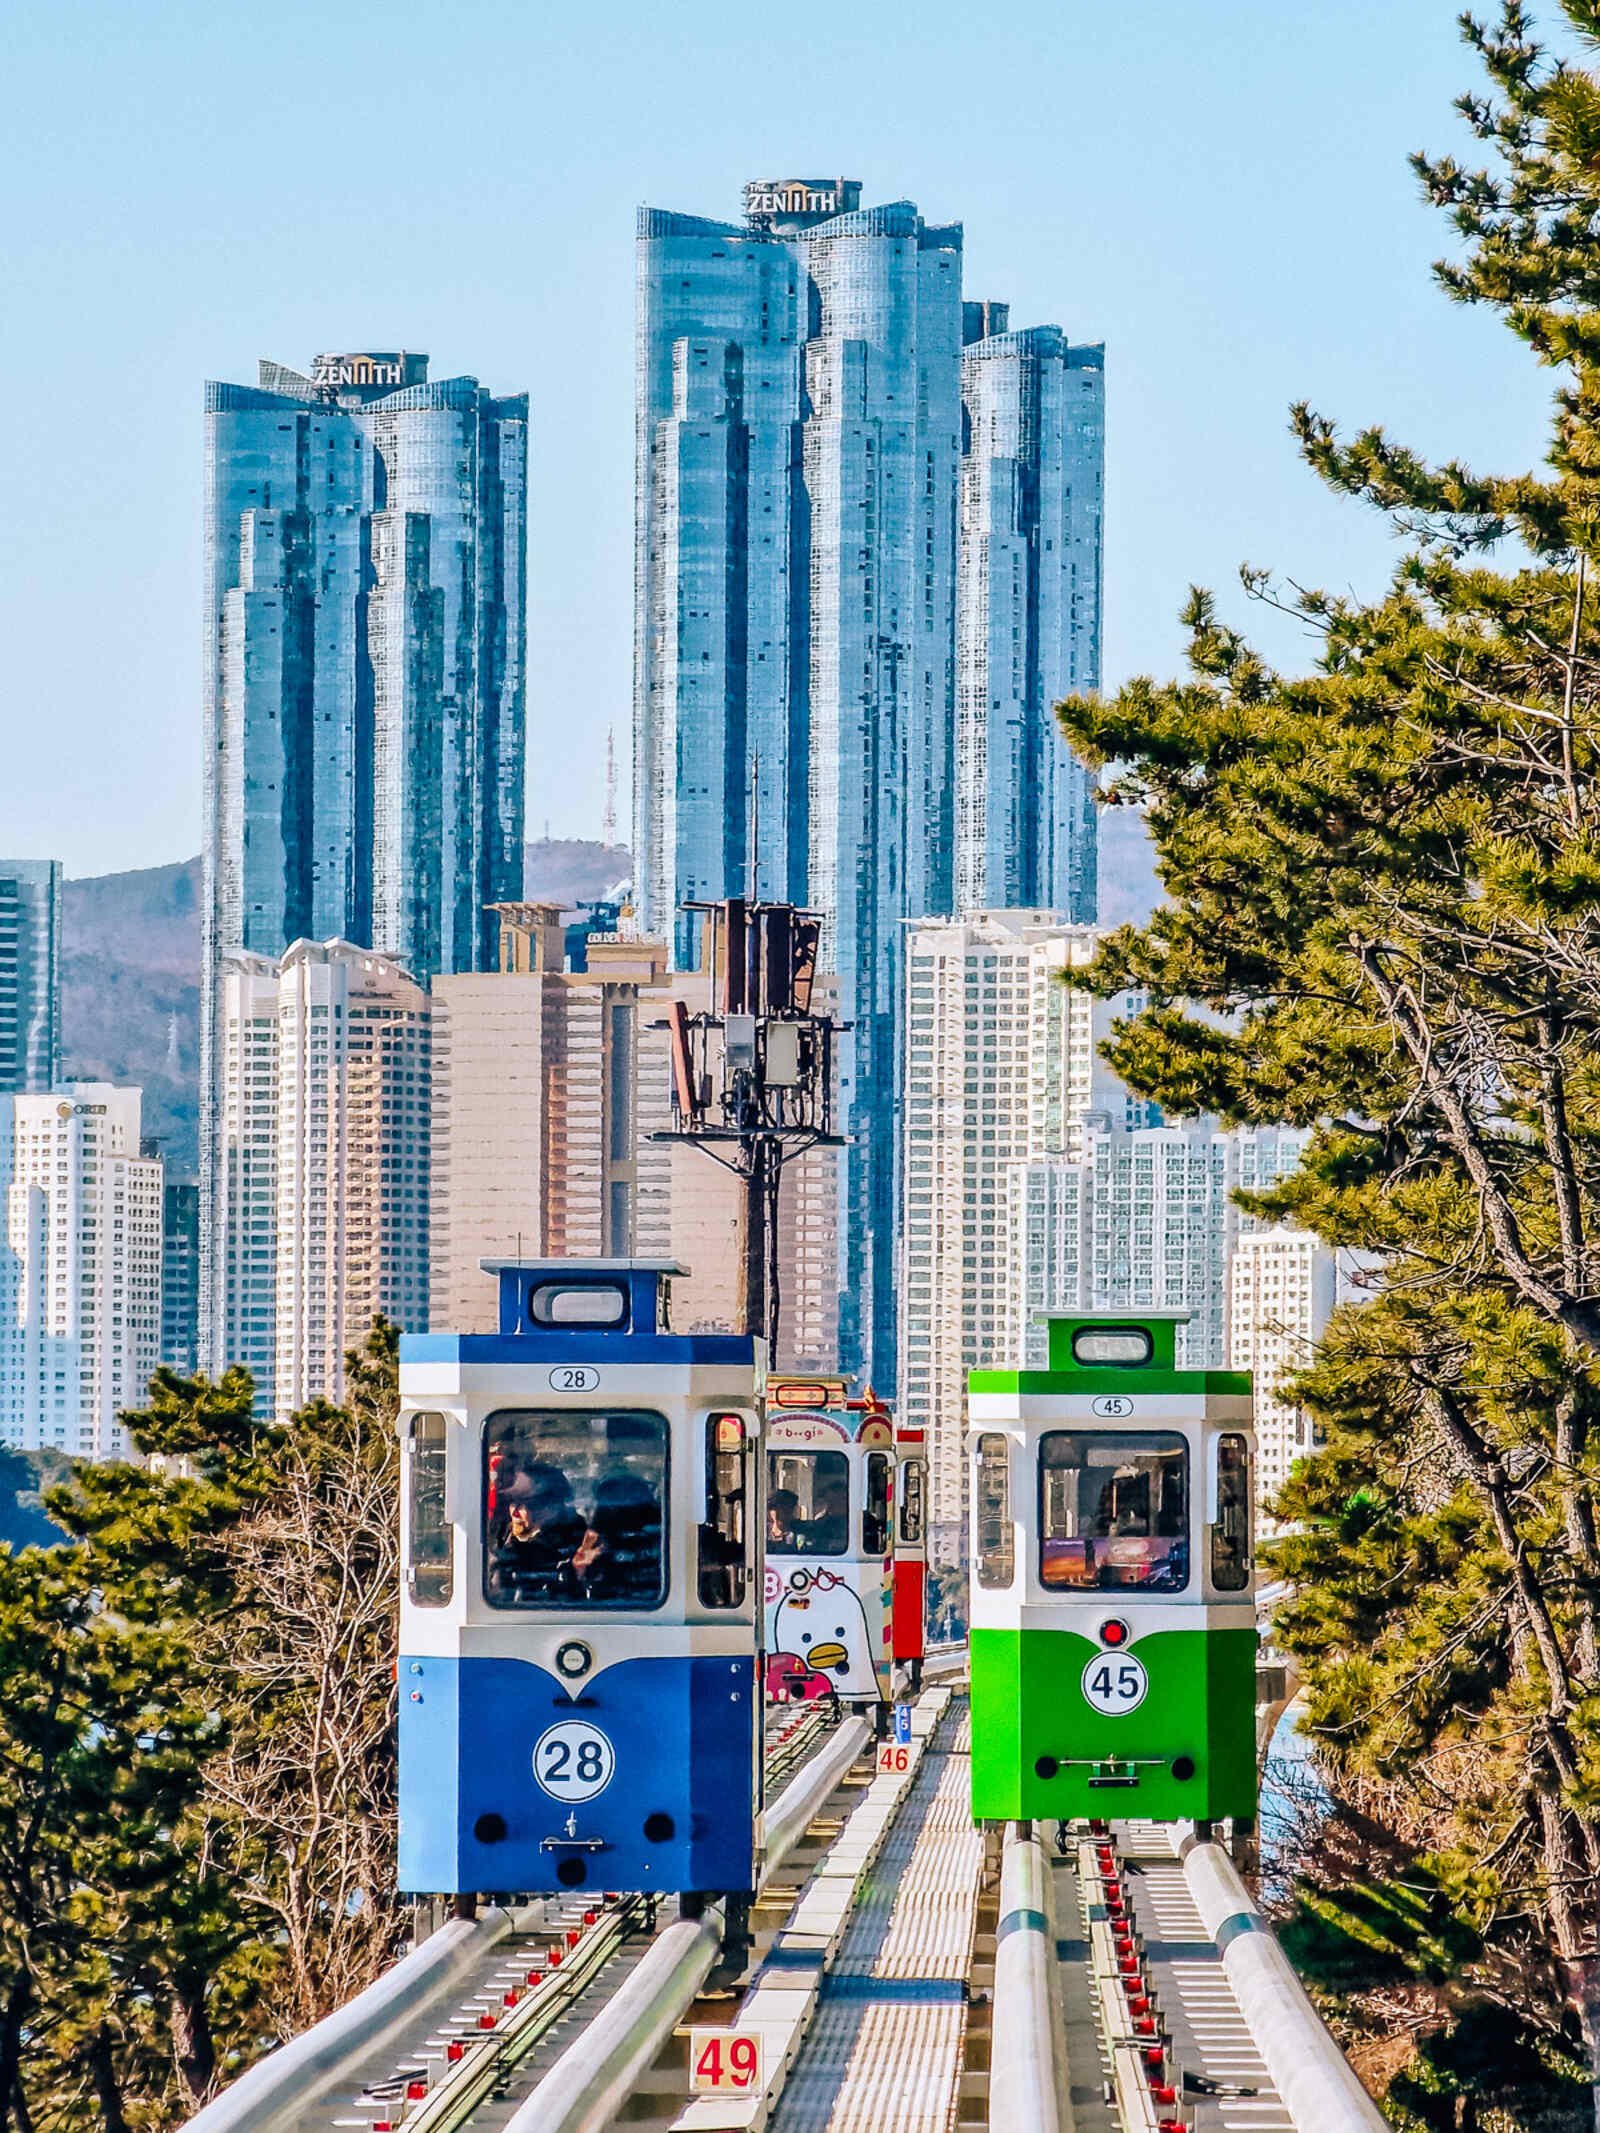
[654,897,845,1357]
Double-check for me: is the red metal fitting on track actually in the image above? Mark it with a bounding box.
[446,2041,465,2063]
[477,2012,497,2030]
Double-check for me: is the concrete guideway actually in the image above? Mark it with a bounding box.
[184,1674,1387,2133]
[1042,1822,1385,2133]
[666,1688,978,2133]
[179,1701,856,2133]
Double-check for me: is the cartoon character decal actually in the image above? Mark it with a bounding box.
[766,1563,884,1701]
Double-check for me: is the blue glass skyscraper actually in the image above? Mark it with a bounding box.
[0,860,61,1095]
[635,185,1102,1391]
[957,316,1103,917]
[201,352,526,1366]
[635,182,962,1386]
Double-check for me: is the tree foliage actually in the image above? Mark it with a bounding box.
[0,1323,402,2131]
[1055,5,1600,2120]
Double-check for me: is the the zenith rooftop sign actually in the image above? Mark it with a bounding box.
[743,177,862,225]
[310,351,428,391]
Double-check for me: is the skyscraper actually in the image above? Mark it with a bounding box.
[898,911,1153,1554]
[957,323,1103,915]
[635,181,964,1384]
[0,1085,163,1460]
[201,352,527,1371]
[160,1179,200,1373]
[1229,1224,1336,1511]
[273,940,430,1414]
[0,860,61,1095]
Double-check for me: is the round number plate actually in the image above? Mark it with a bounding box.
[533,1720,616,1802]
[1080,1652,1149,1714]
[548,1366,600,1393]
[1090,1395,1135,1418]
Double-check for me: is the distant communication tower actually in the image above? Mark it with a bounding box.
[603,727,618,849]
[655,898,845,1357]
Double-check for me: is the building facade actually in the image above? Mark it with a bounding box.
[273,941,430,1414]
[201,353,526,1372]
[1008,1126,1238,1371]
[160,1179,200,1373]
[207,951,280,1407]
[428,904,840,1367]
[208,941,430,1418]
[1228,1223,1336,1511]
[957,325,1103,916]
[0,860,61,1095]
[0,1084,162,1459]
[897,912,1155,1552]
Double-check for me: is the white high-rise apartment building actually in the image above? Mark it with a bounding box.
[0,1084,162,1459]
[1006,1124,1315,1369]
[274,942,429,1415]
[1229,1224,1336,1510]
[899,912,1155,1551]
[1008,1126,1237,1369]
[208,951,280,1408]
[209,941,430,1418]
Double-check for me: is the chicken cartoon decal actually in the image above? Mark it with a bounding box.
[762,1387,894,1713]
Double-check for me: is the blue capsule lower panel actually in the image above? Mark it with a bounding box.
[398,1652,759,1897]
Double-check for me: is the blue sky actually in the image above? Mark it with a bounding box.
[0,0,1562,877]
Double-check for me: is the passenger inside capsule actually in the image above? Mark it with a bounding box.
[485,1410,669,1607]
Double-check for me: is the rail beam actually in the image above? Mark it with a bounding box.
[991,1822,1074,2133]
[180,1905,540,2133]
[1173,1826,1386,2131]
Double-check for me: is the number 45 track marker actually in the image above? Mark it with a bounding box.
[689,2030,763,2094]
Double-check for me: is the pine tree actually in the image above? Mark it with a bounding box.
[1054,7,1600,2119]
[0,1328,403,2127]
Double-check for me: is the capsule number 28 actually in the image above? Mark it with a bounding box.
[533,1720,616,1801]
[549,1366,600,1392]
[1081,1653,1149,1714]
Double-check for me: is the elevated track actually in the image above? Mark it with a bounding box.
[185,1675,1382,2133]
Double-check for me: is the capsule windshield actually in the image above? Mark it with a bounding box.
[1038,1430,1189,1592]
[484,1409,668,1609]
[766,1449,850,1557]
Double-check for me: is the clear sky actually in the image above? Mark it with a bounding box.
[0,0,1563,878]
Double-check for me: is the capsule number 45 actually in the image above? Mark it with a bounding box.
[1081,1652,1149,1714]
[689,2031,763,2093]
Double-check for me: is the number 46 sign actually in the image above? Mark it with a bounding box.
[689,2029,763,2094]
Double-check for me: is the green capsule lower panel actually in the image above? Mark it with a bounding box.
[969,1625,1258,1823]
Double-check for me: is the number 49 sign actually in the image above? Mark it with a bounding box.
[689,2029,763,2095]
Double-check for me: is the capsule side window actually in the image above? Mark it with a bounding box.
[1210,1431,1252,1592]
[862,1452,891,1556]
[975,1434,1014,1588]
[406,1411,453,1607]
[898,1461,925,1546]
[483,1408,669,1610]
[1038,1431,1190,1593]
[699,1412,749,1608]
